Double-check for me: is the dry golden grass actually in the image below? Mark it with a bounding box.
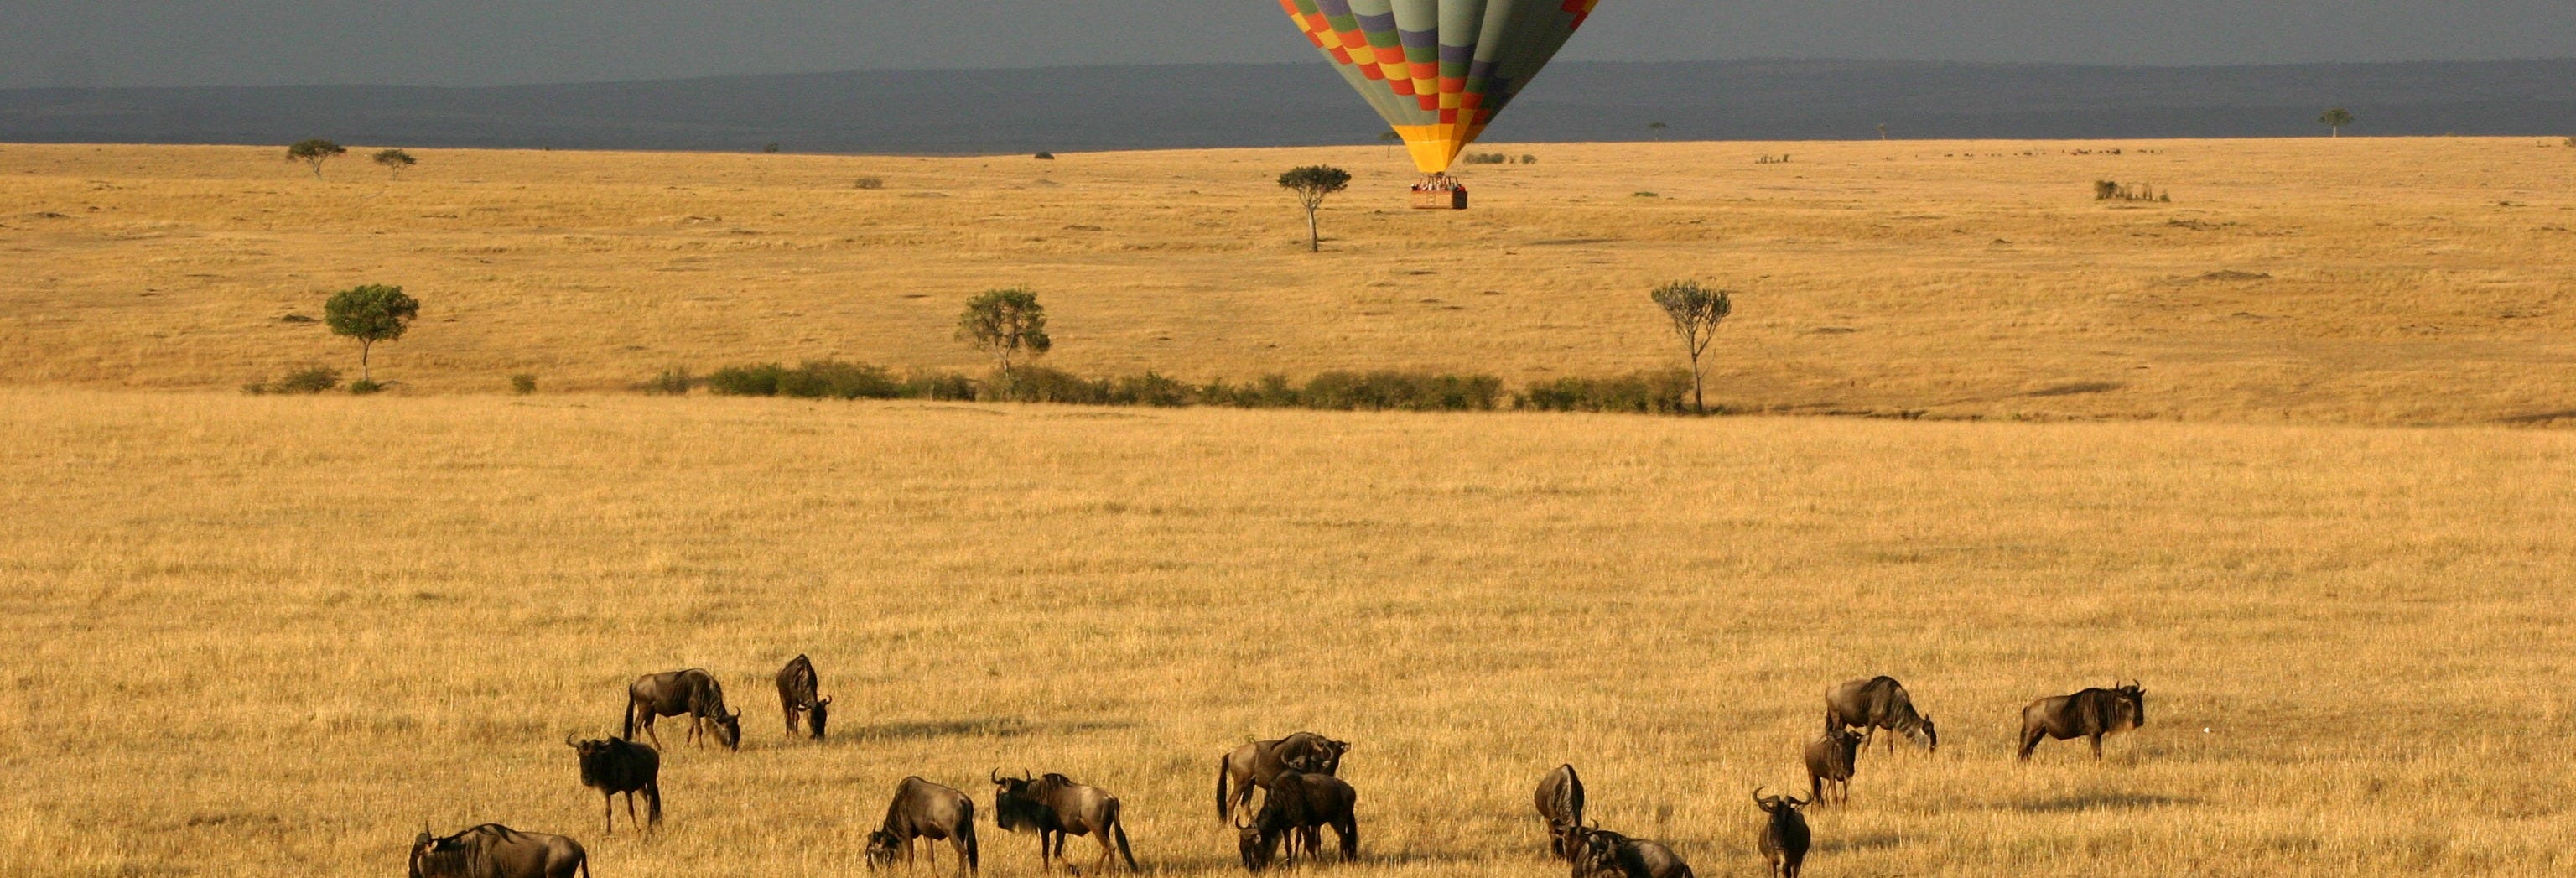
[3,138,2572,424]
[3,389,2572,876]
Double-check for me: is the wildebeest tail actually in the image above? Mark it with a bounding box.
[620,699,636,740]
[959,797,979,873]
[1215,755,1230,821]
[1109,799,1137,870]
[646,782,663,826]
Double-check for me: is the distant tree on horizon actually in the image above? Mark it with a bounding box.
[372,148,417,179]
[1649,280,1732,415]
[956,288,1052,382]
[1378,130,1403,157]
[2319,107,2355,138]
[1277,165,1352,253]
[286,139,346,179]
[1649,121,1668,140]
[324,283,419,385]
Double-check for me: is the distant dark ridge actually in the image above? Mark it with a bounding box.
[3,59,2569,153]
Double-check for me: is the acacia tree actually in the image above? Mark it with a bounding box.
[1377,130,1402,157]
[956,287,1052,382]
[324,283,420,384]
[1277,165,1352,253]
[373,148,418,179]
[2319,107,2355,138]
[286,138,347,178]
[1649,280,1733,414]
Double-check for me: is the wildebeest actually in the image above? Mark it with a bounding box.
[775,654,832,740]
[991,769,1137,874]
[1571,827,1694,878]
[1235,770,1358,872]
[1824,676,1937,752]
[1533,764,1586,860]
[1802,729,1862,808]
[568,733,662,834]
[408,823,589,878]
[624,668,740,751]
[1216,731,1349,823]
[865,777,979,877]
[1752,787,1810,878]
[2018,681,2147,761]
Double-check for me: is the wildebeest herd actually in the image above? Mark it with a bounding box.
[408,659,2150,877]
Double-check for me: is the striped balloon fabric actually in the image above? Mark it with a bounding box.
[1278,0,1602,174]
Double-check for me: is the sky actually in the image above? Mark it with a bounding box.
[5,1,2573,90]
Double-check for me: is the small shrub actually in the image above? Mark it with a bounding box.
[1033,152,1056,160]
[762,142,782,153]
[1300,371,1500,412]
[509,373,538,395]
[2095,180,2168,202]
[1519,154,1537,164]
[1633,191,1659,198]
[1518,370,1696,413]
[1107,371,1192,407]
[776,360,901,400]
[643,366,694,396]
[277,313,317,324]
[2563,136,2574,148]
[1459,153,1508,165]
[854,177,885,190]
[704,362,786,397]
[901,370,977,401]
[997,366,1109,404]
[268,366,340,394]
[347,379,384,395]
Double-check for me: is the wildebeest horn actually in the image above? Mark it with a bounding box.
[565,732,578,748]
[1752,786,1770,806]
[990,768,1002,784]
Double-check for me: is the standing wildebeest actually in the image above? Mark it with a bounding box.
[1533,764,1586,860]
[775,654,832,740]
[1824,676,1937,752]
[408,823,589,878]
[568,734,662,834]
[1571,827,1694,878]
[991,770,1137,874]
[1802,729,1862,808]
[624,668,740,751]
[865,777,979,878]
[1752,787,1810,878]
[1215,731,1349,822]
[2018,681,2147,761]
[1235,770,1358,872]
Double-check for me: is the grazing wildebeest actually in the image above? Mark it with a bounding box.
[1752,787,1810,878]
[1533,764,1586,860]
[408,823,589,878]
[624,668,740,751]
[2018,681,2147,761]
[1235,770,1358,872]
[568,733,662,834]
[1216,731,1349,822]
[865,777,979,877]
[991,769,1137,874]
[1571,827,1694,878]
[1802,729,1862,808]
[775,654,832,740]
[1824,676,1938,752]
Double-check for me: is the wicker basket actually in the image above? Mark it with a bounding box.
[1410,188,1468,210]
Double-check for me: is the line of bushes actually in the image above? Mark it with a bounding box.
[678,360,1694,413]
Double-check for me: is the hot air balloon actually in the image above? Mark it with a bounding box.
[1277,0,1602,207]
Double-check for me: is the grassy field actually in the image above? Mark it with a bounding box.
[3,390,2571,876]
[3,138,2573,424]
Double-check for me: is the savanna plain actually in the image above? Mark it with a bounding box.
[2,138,2573,877]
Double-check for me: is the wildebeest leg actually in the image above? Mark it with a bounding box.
[2090,732,2104,759]
[2017,725,2044,761]
[602,792,615,834]
[784,705,798,736]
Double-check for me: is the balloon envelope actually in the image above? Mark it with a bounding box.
[1278,0,1602,174]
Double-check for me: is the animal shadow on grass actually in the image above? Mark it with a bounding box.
[1819,832,1903,854]
[2008,792,2195,813]
[850,717,1137,742]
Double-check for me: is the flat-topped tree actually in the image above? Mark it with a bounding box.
[286,139,346,179]
[2319,107,2355,138]
[1278,165,1352,253]
[1650,280,1733,415]
[373,148,417,179]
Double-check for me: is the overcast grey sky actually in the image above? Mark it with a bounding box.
[6,1,2573,89]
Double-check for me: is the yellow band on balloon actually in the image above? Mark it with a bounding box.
[1393,122,1490,174]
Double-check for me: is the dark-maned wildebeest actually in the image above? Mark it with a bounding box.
[624,668,740,751]
[408,823,589,878]
[568,733,662,834]
[1235,770,1358,872]
[1824,676,1937,753]
[2018,681,2147,761]
[991,769,1137,874]
[865,777,979,877]
[1571,827,1694,878]
[1216,731,1350,822]
[1802,729,1861,808]
[775,654,832,740]
[1752,787,1810,878]
[1534,764,1586,860]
